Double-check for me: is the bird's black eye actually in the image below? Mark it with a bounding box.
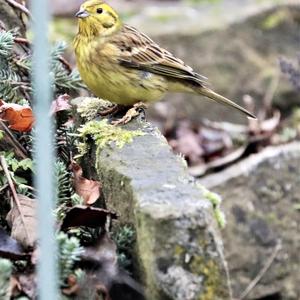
[96,8,103,14]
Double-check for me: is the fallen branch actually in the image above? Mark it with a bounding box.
[13,37,30,45]
[58,56,73,74]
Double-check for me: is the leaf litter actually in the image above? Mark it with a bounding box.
[71,161,102,206]
[163,105,284,177]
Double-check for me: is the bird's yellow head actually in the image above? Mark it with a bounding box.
[75,0,121,37]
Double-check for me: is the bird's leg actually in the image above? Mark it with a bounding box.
[112,102,148,126]
[99,104,122,116]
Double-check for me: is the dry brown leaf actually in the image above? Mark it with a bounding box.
[169,121,204,165]
[61,205,117,231]
[0,100,34,132]
[71,162,102,205]
[50,94,71,115]
[6,195,37,248]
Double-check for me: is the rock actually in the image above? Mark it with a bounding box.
[90,116,231,300]
[199,142,300,300]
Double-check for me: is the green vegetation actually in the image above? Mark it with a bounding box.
[76,119,145,157]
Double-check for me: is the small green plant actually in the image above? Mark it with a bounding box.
[0,30,83,103]
[0,152,34,196]
[55,160,73,206]
[0,259,12,300]
[57,232,84,284]
[113,226,135,271]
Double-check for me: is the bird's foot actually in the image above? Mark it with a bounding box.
[99,104,121,116]
[112,102,148,126]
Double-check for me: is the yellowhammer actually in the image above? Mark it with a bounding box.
[74,0,256,124]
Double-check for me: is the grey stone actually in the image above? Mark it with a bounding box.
[199,142,300,300]
[94,117,231,300]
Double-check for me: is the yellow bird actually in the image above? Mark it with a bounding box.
[73,0,256,124]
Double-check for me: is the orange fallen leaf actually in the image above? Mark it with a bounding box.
[71,161,102,206]
[0,100,34,132]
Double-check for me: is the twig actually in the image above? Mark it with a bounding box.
[237,242,282,300]
[0,120,28,159]
[59,56,73,74]
[14,37,30,45]
[201,118,249,134]
[260,73,280,120]
[0,155,31,243]
[5,0,32,18]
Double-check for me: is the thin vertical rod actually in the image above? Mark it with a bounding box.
[31,0,58,298]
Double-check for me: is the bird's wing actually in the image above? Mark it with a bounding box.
[112,25,207,85]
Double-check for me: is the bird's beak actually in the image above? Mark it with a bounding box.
[75,9,90,18]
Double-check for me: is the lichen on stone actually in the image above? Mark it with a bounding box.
[76,97,113,121]
[187,255,222,300]
[76,119,145,157]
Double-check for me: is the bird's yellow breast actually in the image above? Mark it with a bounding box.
[74,36,168,106]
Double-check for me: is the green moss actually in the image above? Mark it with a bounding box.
[292,108,300,127]
[76,97,113,121]
[197,184,226,228]
[174,244,185,257]
[261,10,289,30]
[189,256,221,300]
[76,120,145,157]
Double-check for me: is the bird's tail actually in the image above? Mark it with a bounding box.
[197,86,256,119]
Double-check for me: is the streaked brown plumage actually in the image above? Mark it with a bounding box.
[74,0,256,121]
